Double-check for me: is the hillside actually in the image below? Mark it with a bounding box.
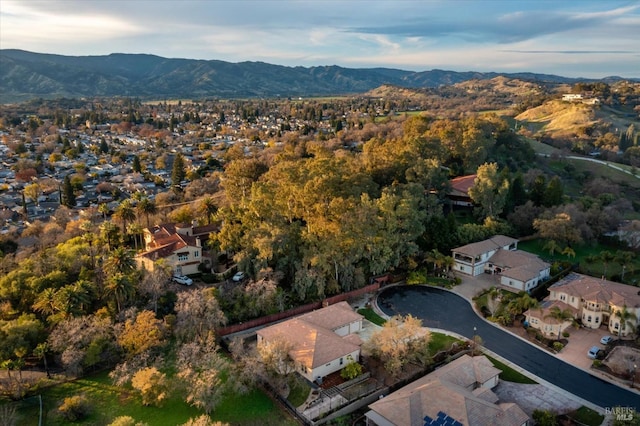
[0,49,624,103]
[516,99,639,140]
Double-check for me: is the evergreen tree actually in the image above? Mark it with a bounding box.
[543,176,564,207]
[99,138,109,154]
[132,155,142,173]
[62,175,76,207]
[171,153,186,189]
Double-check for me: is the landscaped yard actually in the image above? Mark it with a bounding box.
[11,370,294,426]
[428,333,462,356]
[358,307,386,326]
[486,355,537,384]
[518,239,640,285]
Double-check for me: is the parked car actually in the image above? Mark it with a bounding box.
[172,275,193,286]
[587,346,601,359]
[600,335,614,345]
[232,271,246,282]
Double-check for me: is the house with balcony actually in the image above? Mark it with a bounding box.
[135,222,217,276]
[365,355,529,426]
[452,236,550,292]
[524,273,640,338]
[447,174,476,207]
[256,302,363,383]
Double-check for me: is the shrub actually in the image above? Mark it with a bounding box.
[532,409,558,426]
[58,394,91,421]
[341,356,363,380]
[407,270,427,285]
[553,342,564,352]
[562,331,570,338]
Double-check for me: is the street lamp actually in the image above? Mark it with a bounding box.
[632,364,637,389]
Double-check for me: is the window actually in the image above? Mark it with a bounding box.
[340,358,343,365]
[595,317,599,323]
[177,253,188,261]
[614,323,619,330]
[194,251,199,258]
[588,316,592,322]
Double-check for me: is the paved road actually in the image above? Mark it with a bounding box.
[377,285,640,409]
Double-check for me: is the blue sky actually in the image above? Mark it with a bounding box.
[1,0,638,78]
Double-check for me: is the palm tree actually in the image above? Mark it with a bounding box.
[561,246,576,260]
[105,246,136,276]
[32,288,58,318]
[615,250,634,282]
[98,202,109,220]
[100,221,120,250]
[113,199,136,236]
[33,343,51,378]
[127,222,144,251]
[543,239,561,257]
[104,272,135,314]
[599,250,616,279]
[545,306,576,339]
[583,255,599,275]
[137,197,157,228]
[615,305,638,338]
[198,196,218,225]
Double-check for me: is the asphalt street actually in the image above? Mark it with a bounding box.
[377,285,640,409]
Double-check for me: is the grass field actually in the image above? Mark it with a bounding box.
[486,356,537,384]
[518,239,640,285]
[358,307,386,326]
[14,370,293,426]
[428,333,461,356]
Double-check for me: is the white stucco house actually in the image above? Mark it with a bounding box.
[525,273,640,338]
[452,235,550,292]
[256,302,363,383]
[135,222,217,276]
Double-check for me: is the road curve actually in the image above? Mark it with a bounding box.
[377,285,640,409]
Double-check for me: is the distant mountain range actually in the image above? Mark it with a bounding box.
[0,49,636,103]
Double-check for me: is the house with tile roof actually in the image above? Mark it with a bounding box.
[135,222,217,276]
[365,354,529,426]
[524,273,640,338]
[447,174,476,207]
[256,301,363,382]
[452,236,550,292]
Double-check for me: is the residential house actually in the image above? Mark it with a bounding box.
[135,222,217,276]
[524,273,640,338]
[447,174,476,207]
[365,354,529,426]
[256,302,363,383]
[452,236,550,292]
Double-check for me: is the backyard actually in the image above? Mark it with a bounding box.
[3,370,295,426]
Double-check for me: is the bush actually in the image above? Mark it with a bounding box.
[562,331,570,338]
[553,342,564,352]
[58,394,91,421]
[532,409,558,426]
[341,357,363,380]
[407,270,427,285]
[200,273,216,284]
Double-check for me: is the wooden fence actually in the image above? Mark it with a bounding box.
[217,282,381,336]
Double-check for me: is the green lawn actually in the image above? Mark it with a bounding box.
[567,406,605,426]
[17,370,292,426]
[518,239,640,285]
[486,356,537,384]
[358,308,386,326]
[428,333,461,356]
[286,375,311,408]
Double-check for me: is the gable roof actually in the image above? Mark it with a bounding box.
[257,303,363,370]
[550,273,640,309]
[368,355,528,426]
[298,301,363,331]
[490,250,549,282]
[449,174,476,196]
[452,235,518,258]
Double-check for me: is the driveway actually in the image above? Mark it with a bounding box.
[376,285,639,409]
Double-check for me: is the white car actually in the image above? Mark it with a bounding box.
[232,271,246,282]
[600,335,614,345]
[172,275,193,286]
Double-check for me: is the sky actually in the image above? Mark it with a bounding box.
[1,0,639,78]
